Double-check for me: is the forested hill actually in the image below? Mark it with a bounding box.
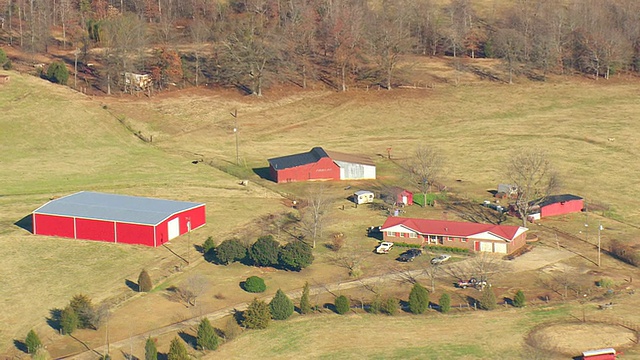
[1,0,639,96]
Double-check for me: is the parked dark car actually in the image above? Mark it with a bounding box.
[398,248,423,262]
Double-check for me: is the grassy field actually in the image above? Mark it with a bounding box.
[0,72,285,353]
[209,306,568,360]
[3,58,640,359]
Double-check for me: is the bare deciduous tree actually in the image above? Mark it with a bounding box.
[506,148,560,227]
[298,185,333,248]
[406,145,445,207]
[329,240,370,278]
[443,252,511,285]
[169,275,208,307]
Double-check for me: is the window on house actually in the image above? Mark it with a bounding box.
[387,231,394,237]
[447,237,453,241]
[461,238,467,243]
[409,232,417,238]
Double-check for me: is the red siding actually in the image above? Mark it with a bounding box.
[271,158,340,183]
[117,223,154,246]
[76,218,115,242]
[155,206,206,246]
[33,214,74,238]
[541,199,584,217]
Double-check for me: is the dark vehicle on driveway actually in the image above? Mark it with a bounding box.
[398,248,423,262]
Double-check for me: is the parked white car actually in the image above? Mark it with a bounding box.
[430,254,451,265]
[376,242,394,254]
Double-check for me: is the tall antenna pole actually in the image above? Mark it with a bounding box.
[232,109,239,165]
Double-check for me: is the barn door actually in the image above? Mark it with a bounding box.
[168,218,180,240]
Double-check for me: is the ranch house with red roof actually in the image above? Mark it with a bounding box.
[380,217,528,254]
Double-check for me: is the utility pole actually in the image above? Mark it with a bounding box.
[74,48,79,89]
[598,221,603,267]
[231,109,239,165]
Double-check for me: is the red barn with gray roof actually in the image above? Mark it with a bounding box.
[380,217,528,254]
[268,147,375,183]
[32,192,205,247]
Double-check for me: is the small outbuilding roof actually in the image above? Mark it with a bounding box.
[268,147,329,170]
[354,190,374,196]
[533,194,583,208]
[33,191,204,226]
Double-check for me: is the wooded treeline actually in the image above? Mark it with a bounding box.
[1,0,639,94]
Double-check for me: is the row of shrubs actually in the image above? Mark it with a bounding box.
[392,242,470,254]
[423,245,470,254]
[203,235,314,271]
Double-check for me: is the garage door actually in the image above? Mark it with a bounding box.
[480,242,493,252]
[493,243,507,254]
[168,218,180,240]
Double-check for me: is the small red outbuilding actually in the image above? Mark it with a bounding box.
[32,191,206,247]
[533,194,584,218]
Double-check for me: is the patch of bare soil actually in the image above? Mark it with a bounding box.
[528,322,637,355]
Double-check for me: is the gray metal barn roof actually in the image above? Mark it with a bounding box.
[33,192,204,225]
[268,147,329,170]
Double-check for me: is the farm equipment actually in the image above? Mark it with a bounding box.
[457,277,489,290]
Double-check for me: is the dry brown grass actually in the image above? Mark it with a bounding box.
[4,56,640,358]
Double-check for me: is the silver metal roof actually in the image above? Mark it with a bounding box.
[33,191,204,226]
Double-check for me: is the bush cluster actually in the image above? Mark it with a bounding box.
[393,242,422,248]
[212,237,314,271]
[244,276,267,293]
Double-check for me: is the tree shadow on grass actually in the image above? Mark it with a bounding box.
[120,350,139,360]
[47,308,62,332]
[158,353,168,360]
[14,214,33,233]
[13,340,28,353]
[125,279,139,292]
[323,303,337,313]
[178,331,197,350]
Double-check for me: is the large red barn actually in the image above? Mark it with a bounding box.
[32,192,206,247]
[268,147,340,183]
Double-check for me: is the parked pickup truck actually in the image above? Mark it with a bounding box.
[457,277,489,290]
[375,241,394,254]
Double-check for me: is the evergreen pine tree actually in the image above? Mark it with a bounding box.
[196,318,220,351]
[269,289,294,320]
[408,283,429,314]
[480,289,497,310]
[60,306,78,335]
[242,298,271,329]
[335,295,350,315]
[382,297,399,315]
[167,337,189,360]
[514,290,526,308]
[138,269,153,292]
[145,337,158,360]
[25,329,42,354]
[299,281,312,314]
[69,294,94,329]
[439,293,451,313]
